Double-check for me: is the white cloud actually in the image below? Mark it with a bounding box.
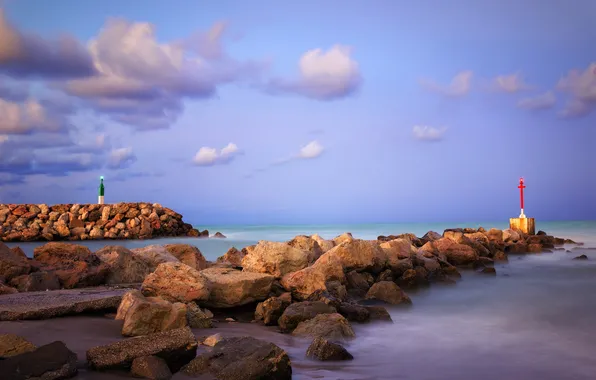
[0,98,63,134]
[298,140,324,159]
[108,147,136,169]
[267,45,361,100]
[420,71,473,97]
[412,126,447,141]
[493,73,531,93]
[193,142,239,166]
[517,91,556,110]
[556,62,596,118]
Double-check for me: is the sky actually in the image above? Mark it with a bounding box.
[0,0,594,225]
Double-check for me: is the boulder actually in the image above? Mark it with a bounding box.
[130,245,180,271]
[306,337,353,361]
[0,283,18,295]
[287,235,323,262]
[216,247,245,267]
[141,262,211,303]
[32,242,92,267]
[0,242,31,281]
[292,313,355,341]
[324,239,387,273]
[278,301,337,333]
[345,270,372,292]
[116,290,187,337]
[502,229,522,243]
[486,228,504,242]
[131,355,172,380]
[420,238,479,266]
[306,290,342,309]
[380,238,416,271]
[95,245,153,284]
[337,302,370,322]
[9,271,60,292]
[255,296,290,326]
[281,251,346,300]
[0,334,36,357]
[573,254,588,260]
[0,341,77,380]
[241,241,310,277]
[422,231,442,242]
[186,302,213,328]
[200,267,274,308]
[86,326,198,372]
[364,305,393,322]
[311,234,335,253]
[180,336,291,380]
[164,244,207,270]
[332,232,354,246]
[365,281,412,305]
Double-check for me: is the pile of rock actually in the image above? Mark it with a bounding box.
[0,202,207,242]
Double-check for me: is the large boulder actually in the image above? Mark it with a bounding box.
[0,242,31,281]
[86,327,197,372]
[0,334,36,357]
[141,262,211,303]
[95,245,153,284]
[332,233,354,246]
[420,238,479,266]
[502,229,522,243]
[180,336,291,380]
[33,242,91,267]
[292,313,355,341]
[281,251,346,300]
[255,296,291,326]
[306,337,353,361]
[311,234,335,253]
[116,290,187,337]
[241,241,310,277]
[278,301,337,333]
[200,267,274,308]
[0,341,77,379]
[164,244,207,270]
[324,239,387,273]
[365,281,412,305]
[130,245,180,271]
[216,247,245,267]
[9,271,60,292]
[131,355,172,380]
[380,238,416,272]
[287,235,323,262]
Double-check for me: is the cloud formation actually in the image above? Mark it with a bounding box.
[193,143,240,166]
[412,126,447,141]
[517,91,556,110]
[267,45,361,100]
[493,73,531,93]
[420,71,473,97]
[556,62,596,118]
[298,140,324,159]
[0,9,95,78]
[0,98,66,134]
[108,147,136,169]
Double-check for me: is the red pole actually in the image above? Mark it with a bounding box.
[518,178,526,211]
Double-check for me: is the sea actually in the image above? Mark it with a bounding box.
[4,220,596,380]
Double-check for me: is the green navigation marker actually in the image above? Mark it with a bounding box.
[98,176,105,204]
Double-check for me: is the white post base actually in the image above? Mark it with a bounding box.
[98,195,104,205]
[519,208,526,218]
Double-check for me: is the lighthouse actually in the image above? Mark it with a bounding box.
[509,177,535,235]
[98,176,105,205]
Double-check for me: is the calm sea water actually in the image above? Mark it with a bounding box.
[4,221,596,379]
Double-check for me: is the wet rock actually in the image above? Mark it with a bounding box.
[573,254,588,260]
[0,242,31,281]
[0,334,36,357]
[131,355,172,380]
[216,247,245,267]
[86,326,197,372]
[479,267,497,275]
[141,262,211,303]
[281,251,345,300]
[95,245,153,284]
[186,302,213,328]
[337,302,370,322]
[306,337,354,361]
[255,296,290,326]
[278,301,337,333]
[200,267,274,308]
[346,270,371,292]
[164,244,207,270]
[292,313,356,341]
[306,289,342,309]
[213,232,226,238]
[365,281,412,305]
[364,305,393,322]
[0,341,77,380]
[180,336,291,380]
[9,271,60,292]
[116,290,187,337]
[241,241,311,277]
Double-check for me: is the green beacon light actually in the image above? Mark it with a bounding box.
[98,176,105,204]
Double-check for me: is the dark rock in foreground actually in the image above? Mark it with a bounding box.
[0,287,128,321]
[0,333,37,357]
[86,326,197,372]
[306,337,354,361]
[0,341,78,380]
[131,355,173,380]
[180,336,292,380]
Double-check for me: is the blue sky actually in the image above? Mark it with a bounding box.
[0,0,594,224]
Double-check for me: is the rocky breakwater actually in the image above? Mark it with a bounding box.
[0,202,208,242]
[0,227,582,379]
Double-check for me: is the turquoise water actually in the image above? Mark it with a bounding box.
[7,220,596,259]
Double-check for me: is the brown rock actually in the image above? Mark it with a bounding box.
[278,301,337,333]
[164,244,207,270]
[311,234,335,253]
[216,247,246,267]
[420,238,479,266]
[306,337,353,361]
[131,355,172,380]
[96,245,153,284]
[0,341,78,379]
[287,235,323,262]
[255,296,291,326]
[241,241,311,277]
[0,334,36,357]
[281,251,346,300]
[324,239,387,273]
[9,271,60,292]
[0,242,31,281]
[186,302,213,328]
[292,313,355,341]
[332,232,354,245]
[200,267,274,308]
[365,281,412,305]
[0,283,18,295]
[380,238,416,271]
[130,245,180,271]
[142,262,211,303]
